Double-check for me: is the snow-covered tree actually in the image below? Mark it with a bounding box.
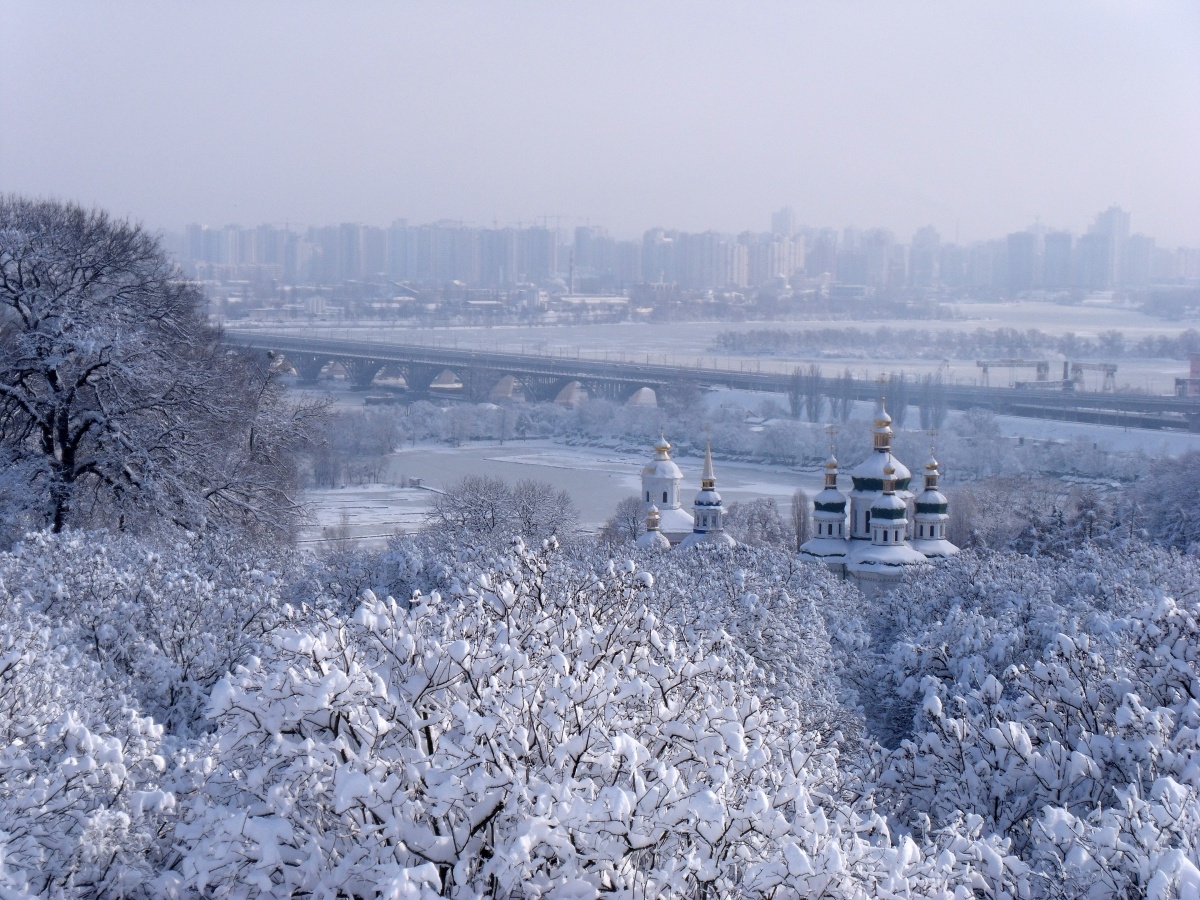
[598,494,645,546]
[1134,450,1200,553]
[865,547,1200,896]
[0,576,175,894]
[0,529,305,734]
[173,539,1024,897]
[0,197,320,544]
[723,497,791,548]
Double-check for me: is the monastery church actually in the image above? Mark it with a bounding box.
[631,398,958,588]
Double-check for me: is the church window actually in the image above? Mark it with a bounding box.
[663,491,668,503]
[646,491,650,502]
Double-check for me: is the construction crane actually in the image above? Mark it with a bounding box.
[1069,362,1118,392]
[976,359,1050,387]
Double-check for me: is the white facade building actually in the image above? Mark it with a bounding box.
[640,435,695,545]
[800,398,958,589]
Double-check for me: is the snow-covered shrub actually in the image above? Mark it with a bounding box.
[872,547,1200,897]
[641,543,863,739]
[0,529,302,734]
[175,539,1021,897]
[1134,450,1200,554]
[0,607,174,895]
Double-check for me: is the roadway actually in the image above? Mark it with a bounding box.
[224,331,1200,432]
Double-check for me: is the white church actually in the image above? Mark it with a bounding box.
[629,398,958,589]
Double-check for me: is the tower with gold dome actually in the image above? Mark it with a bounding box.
[640,434,695,544]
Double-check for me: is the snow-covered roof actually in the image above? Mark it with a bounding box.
[813,486,847,510]
[636,529,672,550]
[847,541,928,572]
[657,505,695,539]
[872,492,908,515]
[799,537,849,561]
[850,451,912,485]
[914,488,948,513]
[909,538,959,559]
[642,435,684,480]
[679,529,736,549]
[642,458,684,479]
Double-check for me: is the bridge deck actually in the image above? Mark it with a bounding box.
[225,332,1200,432]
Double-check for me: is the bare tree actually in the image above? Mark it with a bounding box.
[511,478,579,541]
[787,368,804,419]
[887,373,909,429]
[787,365,825,422]
[598,495,646,546]
[424,475,578,542]
[803,364,825,423]
[424,474,513,537]
[823,368,857,424]
[724,498,790,547]
[0,197,322,543]
[791,488,811,551]
[918,373,948,431]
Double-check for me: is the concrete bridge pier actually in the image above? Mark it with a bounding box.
[344,358,385,390]
[402,364,449,396]
[520,376,569,403]
[290,353,329,385]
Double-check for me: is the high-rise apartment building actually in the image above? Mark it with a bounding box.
[1042,231,1073,289]
[771,206,796,237]
[1006,231,1039,293]
[1124,234,1155,287]
[909,226,940,288]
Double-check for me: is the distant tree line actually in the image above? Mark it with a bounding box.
[713,325,1200,361]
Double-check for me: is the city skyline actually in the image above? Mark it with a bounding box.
[4,3,1199,246]
[174,203,1200,293]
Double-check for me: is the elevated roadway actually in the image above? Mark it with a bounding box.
[224,332,1200,432]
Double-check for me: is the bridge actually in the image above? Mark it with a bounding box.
[224,331,1200,432]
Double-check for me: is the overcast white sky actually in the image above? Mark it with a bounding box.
[2,2,1198,244]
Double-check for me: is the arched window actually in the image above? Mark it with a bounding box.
[662,491,668,503]
[645,491,650,502]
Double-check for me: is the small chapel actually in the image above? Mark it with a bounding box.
[628,397,958,589]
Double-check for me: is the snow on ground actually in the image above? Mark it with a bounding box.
[299,483,431,547]
[306,440,827,546]
[302,395,1200,548]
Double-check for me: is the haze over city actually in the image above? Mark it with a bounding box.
[3,2,1199,245]
[6,5,1200,896]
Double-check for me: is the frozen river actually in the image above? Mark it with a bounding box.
[301,439,823,546]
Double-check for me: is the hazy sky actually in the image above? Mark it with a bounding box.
[3,2,1198,244]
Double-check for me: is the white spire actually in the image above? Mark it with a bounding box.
[641,433,691,544]
[911,441,958,559]
[680,440,734,549]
